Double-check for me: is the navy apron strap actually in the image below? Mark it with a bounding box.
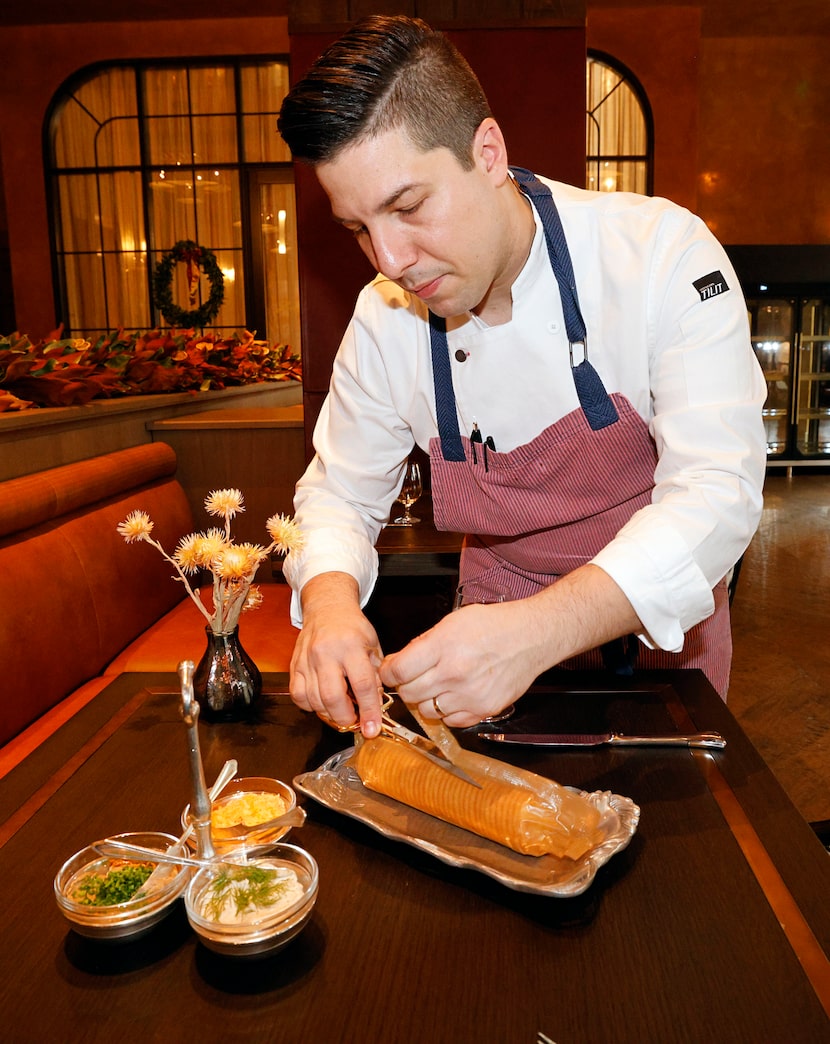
[429,311,466,461]
[511,167,619,431]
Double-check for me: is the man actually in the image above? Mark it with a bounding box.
[277,15,766,739]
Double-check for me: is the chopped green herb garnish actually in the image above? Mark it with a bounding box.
[74,862,154,906]
[204,864,291,921]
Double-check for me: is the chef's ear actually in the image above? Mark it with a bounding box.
[473,118,510,183]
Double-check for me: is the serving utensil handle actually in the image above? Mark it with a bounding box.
[179,660,216,858]
[609,732,726,749]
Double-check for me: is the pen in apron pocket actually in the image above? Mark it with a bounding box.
[470,422,483,464]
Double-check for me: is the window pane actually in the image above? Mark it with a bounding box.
[144,68,189,116]
[54,68,139,168]
[63,254,106,330]
[587,63,621,112]
[58,176,100,251]
[586,159,647,195]
[100,173,145,253]
[59,172,145,254]
[213,248,245,329]
[146,116,192,165]
[150,172,197,247]
[194,169,241,248]
[241,63,291,162]
[591,81,646,156]
[243,115,289,163]
[241,63,289,112]
[189,67,235,114]
[95,116,141,168]
[192,116,238,164]
[260,182,301,350]
[104,252,150,328]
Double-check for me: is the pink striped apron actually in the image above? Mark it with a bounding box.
[427,168,731,696]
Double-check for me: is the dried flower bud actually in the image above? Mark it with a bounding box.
[205,488,245,519]
[266,513,304,555]
[117,510,154,542]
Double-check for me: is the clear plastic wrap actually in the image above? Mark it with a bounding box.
[352,708,612,860]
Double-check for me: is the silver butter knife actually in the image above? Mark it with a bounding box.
[479,731,726,750]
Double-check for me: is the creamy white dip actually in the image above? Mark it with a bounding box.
[200,860,303,926]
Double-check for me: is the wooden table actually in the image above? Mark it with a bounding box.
[1,670,829,1042]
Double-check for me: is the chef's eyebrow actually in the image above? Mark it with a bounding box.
[332,182,423,225]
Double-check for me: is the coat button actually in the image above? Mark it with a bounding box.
[455,349,468,362]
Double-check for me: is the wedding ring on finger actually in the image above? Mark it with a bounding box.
[432,695,447,719]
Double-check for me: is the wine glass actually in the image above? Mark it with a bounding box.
[453,582,516,724]
[390,460,422,526]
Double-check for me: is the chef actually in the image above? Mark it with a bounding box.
[276,14,766,739]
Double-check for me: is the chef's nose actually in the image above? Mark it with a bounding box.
[369,227,417,281]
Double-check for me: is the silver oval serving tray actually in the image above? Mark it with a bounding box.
[293,748,640,897]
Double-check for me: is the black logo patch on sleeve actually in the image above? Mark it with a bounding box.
[693,270,729,302]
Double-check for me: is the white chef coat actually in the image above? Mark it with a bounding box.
[284,176,767,654]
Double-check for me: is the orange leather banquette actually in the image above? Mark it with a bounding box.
[0,442,297,768]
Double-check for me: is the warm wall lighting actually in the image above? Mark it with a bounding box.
[278,210,287,254]
[699,170,720,193]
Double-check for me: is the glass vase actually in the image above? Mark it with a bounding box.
[193,626,262,722]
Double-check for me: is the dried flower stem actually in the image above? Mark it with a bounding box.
[117,495,303,635]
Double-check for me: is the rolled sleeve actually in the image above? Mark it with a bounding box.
[592,514,716,652]
[283,526,379,627]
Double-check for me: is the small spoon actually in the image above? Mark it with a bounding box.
[178,758,238,846]
[95,839,233,870]
[214,805,307,845]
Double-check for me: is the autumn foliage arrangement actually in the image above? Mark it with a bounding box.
[117,489,303,635]
[0,328,301,412]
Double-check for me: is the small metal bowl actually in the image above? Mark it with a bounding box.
[181,777,298,853]
[184,842,318,958]
[54,831,190,941]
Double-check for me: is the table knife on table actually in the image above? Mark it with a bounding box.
[478,731,726,749]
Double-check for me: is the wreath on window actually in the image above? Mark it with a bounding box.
[152,240,225,328]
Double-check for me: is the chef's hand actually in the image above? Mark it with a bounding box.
[380,565,643,727]
[290,572,385,738]
[379,599,543,728]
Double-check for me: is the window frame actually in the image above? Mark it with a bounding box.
[45,55,295,341]
[587,49,654,196]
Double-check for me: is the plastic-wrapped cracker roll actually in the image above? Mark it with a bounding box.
[352,734,602,860]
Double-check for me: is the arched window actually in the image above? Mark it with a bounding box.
[47,59,300,350]
[586,51,653,195]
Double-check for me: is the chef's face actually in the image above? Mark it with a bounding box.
[316,120,526,320]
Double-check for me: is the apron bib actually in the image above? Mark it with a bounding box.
[426,168,731,695]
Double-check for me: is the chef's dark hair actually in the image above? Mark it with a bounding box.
[277,15,491,169]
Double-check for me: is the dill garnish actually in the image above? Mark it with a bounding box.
[204,864,291,921]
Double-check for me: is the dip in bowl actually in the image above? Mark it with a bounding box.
[54,831,190,941]
[182,776,298,853]
[184,842,318,958]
